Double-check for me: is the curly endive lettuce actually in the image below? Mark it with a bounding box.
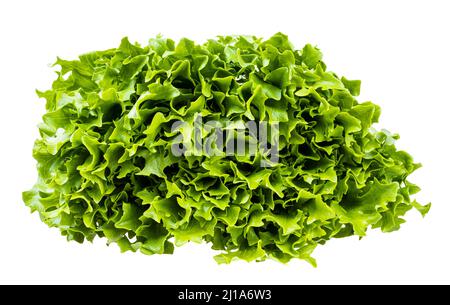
[23,33,430,265]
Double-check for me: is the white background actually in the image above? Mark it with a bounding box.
[1,0,449,284]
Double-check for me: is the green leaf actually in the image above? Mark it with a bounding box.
[301,44,322,68]
[115,203,142,231]
[341,77,361,96]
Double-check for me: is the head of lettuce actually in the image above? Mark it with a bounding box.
[23,33,430,265]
